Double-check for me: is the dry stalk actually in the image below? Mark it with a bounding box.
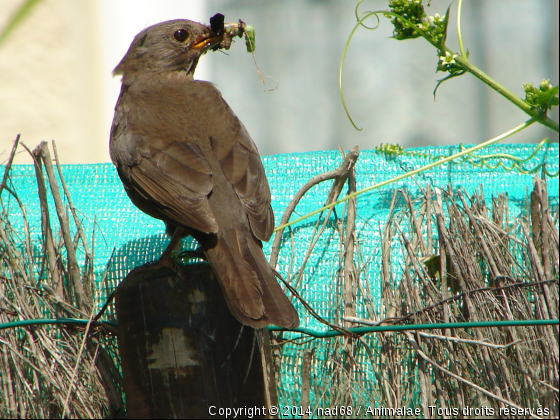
[277,169,558,418]
[0,139,123,418]
[270,147,360,394]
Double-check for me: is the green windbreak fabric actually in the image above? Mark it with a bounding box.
[2,142,558,410]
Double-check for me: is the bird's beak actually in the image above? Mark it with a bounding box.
[192,33,223,50]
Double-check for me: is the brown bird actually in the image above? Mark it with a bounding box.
[109,18,299,329]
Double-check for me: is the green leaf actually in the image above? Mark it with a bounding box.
[433,70,466,99]
[439,4,452,47]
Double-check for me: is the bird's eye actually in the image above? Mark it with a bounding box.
[173,29,189,42]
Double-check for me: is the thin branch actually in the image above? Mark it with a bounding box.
[417,331,521,349]
[270,146,359,265]
[38,142,86,310]
[403,332,543,419]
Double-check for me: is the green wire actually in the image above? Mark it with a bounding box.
[0,318,118,331]
[269,319,559,338]
[2,318,556,338]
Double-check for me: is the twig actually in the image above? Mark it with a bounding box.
[300,349,314,418]
[342,150,357,406]
[270,146,359,265]
[496,351,559,393]
[51,140,93,263]
[417,331,521,349]
[38,142,86,310]
[23,142,65,302]
[402,332,543,419]
[1,141,121,417]
[275,270,355,338]
[0,134,20,194]
[458,190,501,278]
[62,305,96,418]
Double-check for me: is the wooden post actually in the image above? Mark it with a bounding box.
[115,262,274,419]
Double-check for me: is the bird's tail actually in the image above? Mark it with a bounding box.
[198,228,299,329]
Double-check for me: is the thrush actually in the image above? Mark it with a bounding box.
[110,18,299,329]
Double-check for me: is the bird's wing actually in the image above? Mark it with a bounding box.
[111,80,273,239]
[111,91,219,234]
[129,139,219,233]
[210,119,274,242]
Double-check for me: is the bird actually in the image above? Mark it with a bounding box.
[109,18,299,329]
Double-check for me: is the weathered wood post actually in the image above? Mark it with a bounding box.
[115,262,276,419]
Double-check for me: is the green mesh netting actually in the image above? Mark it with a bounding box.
[2,142,559,411]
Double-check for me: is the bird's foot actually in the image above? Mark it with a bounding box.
[177,248,206,263]
[158,252,175,268]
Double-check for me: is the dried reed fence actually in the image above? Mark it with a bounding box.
[0,138,123,418]
[369,181,558,418]
[273,163,559,418]
[1,136,558,419]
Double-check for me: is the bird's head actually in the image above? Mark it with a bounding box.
[114,19,223,81]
